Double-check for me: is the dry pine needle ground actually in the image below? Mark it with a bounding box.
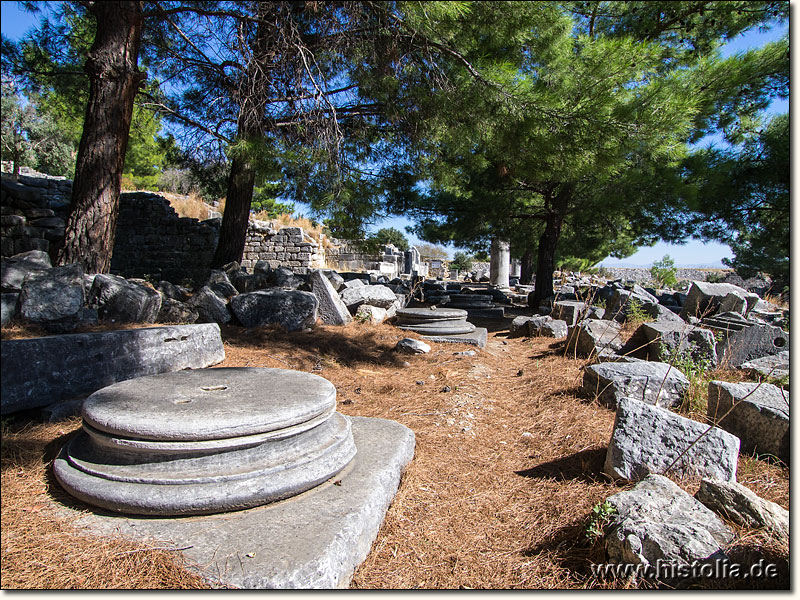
[1,318,789,589]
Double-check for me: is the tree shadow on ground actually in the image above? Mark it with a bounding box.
[515,448,611,485]
[527,341,568,360]
[219,323,408,369]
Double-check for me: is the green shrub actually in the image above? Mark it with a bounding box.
[650,255,678,288]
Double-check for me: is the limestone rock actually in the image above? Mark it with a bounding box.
[232,272,271,294]
[540,319,568,338]
[718,324,789,368]
[707,380,789,462]
[340,284,398,311]
[604,397,740,482]
[309,269,352,326]
[1,292,20,326]
[551,300,587,327]
[157,280,191,302]
[89,274,162,324]
[566,319,624,358]
[396,338,431,354]
[696,478,789,542]
[188,286,232,324]
[604,474,734,569]
[20,263,85,326]
[323,269,345,292]
[157,297,199,324]
[626,321,717,365]
[582,361,689,409]
[740,351,789,381]
[681,281,758,320]
[272,267,304,290]
[355,304,388,324]
[230,290,318,331]
[342,278,366,290]
[204,270,239,299]
[1,249,52,292]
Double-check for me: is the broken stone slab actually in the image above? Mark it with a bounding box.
[718,323,789,368]
[20,263,85,327]
[604,287,657,322]
[625,321,718,365]
[680,281,759,320]
[603,474,734,571]
[395,338,431,354]
[707,380,789,462]
[187,286,232,324]
[701,310,752,333]
[1,292,20,326]
[582,361,689,409]
[355,304,388,324]
[89,274,162,324]
[421,327,488,349]
[232,272,271,294]
[340,284,398,311]
[230,290,318,331]
[1,323,225,414]
[566,319,624,358]
[204,270,239,299]
[157,297,199,324]
[509,315,537,337]
[341,278,366,290]
[695,478,789,542]
[740,351,789,381]
[272,267,305,290]
[551,300,587,327]
[1,249,52,292]
[309,269,352,326]
[395,307,476,335]
[604,396,740,482]
[323,269,345,291]
[55,416,415,589]
[157,280,191,302]
[539,319,568,338]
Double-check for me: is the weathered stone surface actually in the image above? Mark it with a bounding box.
[20,263,85,325]
[341,277,365,289]
[627,321,718,365]
[89,274,162,324]
[604,474,734,569]
[421,327,488,349]
[740,351,789,380]
[1,249,52,291]
[322,269,345,291]
[696,478,789,541]
[188,286,232,324]
[1,292,20,326]
[540,319,568,338]
[707,380,789,462]
[157,280,191,302]
[583,361,689,409]
[566,319,624,358]
[355,304,388,324]
[232,272,271,294]
[272,267,304,290]
[157,297,199,324]
[551,300,587,327]
[509,315,537,336]
[309,269,352,326]
[604,397,740,482]
[1,324,226,414]
[205,270,239,299]
[718,324,789,368]
[57,416,415,589]
[231,290,318,331]
[340,284,398,311]
[681,281,757,320]
[396,338,431,354]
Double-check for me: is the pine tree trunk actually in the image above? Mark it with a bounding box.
[211,156,256,268]
[530,186,572,307]
[210,7,271,268]
[520,249,534,285]
[56,1,145,273]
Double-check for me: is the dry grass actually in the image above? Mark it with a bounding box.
[0,317,789,589]
[162,191,215,221]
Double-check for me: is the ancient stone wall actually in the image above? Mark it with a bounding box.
[325,239,406,278]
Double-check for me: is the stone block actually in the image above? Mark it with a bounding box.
[188,286,232,324]
[1,292,20,326]
[718,324,789,368]
[157,297,199,324]
[566,319,624,358]
[20,263,85,325]
[696,478,788,542]
[681,281,758,320]
[1,323,225,414]
[231,290,318,331]
[1,249,52,292]
[604,397,740,482]
[583,361,689,409]
[89,274,162,324]
[740,351,789,380]
[551,300,587,327]
[355,304,388,324]
[309,269,352,326]
[340,284,398,311]
[707,380,789,462]
[396,338,431,354]
[604,474,734,573]
[540,319,568,338]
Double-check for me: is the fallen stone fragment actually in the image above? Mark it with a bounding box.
[680,281,758,320]
[539,319,568,338]
[740,351,789,381]
[188,286,232,324]
[89,274,162,324]
[340,284,398,311]
[582,361,689,409]
[309,269,352,326]
[20,263,85,328]
[355,304,388,324]
[157,297,199,324]
[551,300,587,327]
[695,478,789,542]
[566,319,624,358]
[230,290,318,331]
[718,324,789,368]
[604,397,740,482]
[1,249,52,292]
[1,292,20,326]
[707,380,789,462]
[396,338,431,354]
[604,474,734,571]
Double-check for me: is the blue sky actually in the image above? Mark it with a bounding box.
[1,2,788,266]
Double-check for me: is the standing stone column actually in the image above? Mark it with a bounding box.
[489,238,511,290]
[510,259,521,278]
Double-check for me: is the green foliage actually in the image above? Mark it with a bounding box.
[583,501,617,545]
[416,243,449,261]
[650,255,678,289]
[625,299,652,326]
[370,227,410,251]
[450,251,473,272]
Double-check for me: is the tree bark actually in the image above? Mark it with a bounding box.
[210,7,272,268]
[56,1,145,273]
[520,248,534,285]
[530,185,573,307]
